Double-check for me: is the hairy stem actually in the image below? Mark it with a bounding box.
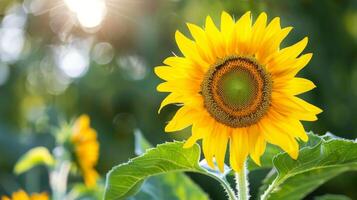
[260,178,278,200]
[235,162,250,200]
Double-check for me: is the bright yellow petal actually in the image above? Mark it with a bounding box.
[259,116,299,159]
[220,11,235,54]
[205,15,225,58]
[183,114,212,148]
[175,31,208,69]
[202,122,218,168]
[268,109,308,142]
[158,93,183,113]
[249,12,267,54]
[230,128,249,172]
[292,96,323,114]
[187,23,215,64]
[154,66,190,81]
[213,124,229,172]
[275,77,316,95]
[165,106,198,132]
[235,11,252,54]
[156,79,200,94]
[272,92,320,121]
[255,17,282,62]
[288,53,313,77]
[247,124,266,166]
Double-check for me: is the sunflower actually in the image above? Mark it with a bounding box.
[71,114,100,187]
[1,190,48,200]
[155,11,322,172]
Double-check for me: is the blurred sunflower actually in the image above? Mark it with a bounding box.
[71,114,100,187]
[155,11,322,172]
[1,190,48,200]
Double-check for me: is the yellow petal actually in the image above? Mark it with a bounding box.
[269,109,308,142]
[155,66,195,81]
[213,125,229,172]
[247,124,265,166]
[250,12,267,53]
[183,115,211,148]
[230,128,249,172]
[289,53,313,76]
[275,77,316,95]
[165,106,198,132]
[292,96,323,114]
[202,122,217,168]
[187,23,214,64]
[262,27,293,64]
[158,93,182,113]
[175,31,208,69]
[156,79,200,94]
[273,37,309,65]
[220,11,235,54]
[255,17,282,61]
[272,92,320,121]
[235,11,252,54]
[175,30,196,58]
[163,56,191,68]
[205,15,224,58]
[259,117,299,159]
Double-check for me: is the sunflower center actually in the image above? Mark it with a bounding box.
[201,56,272,127]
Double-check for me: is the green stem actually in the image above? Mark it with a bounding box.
[235,162,250,200]
[50,146,71,200]
[260,178,278,200]
[50,161,70,200]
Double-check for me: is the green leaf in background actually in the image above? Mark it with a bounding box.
[14,146,55,175]
[314,194,352,200]
[260,133,357,200]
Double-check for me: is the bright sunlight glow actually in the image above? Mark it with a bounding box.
[64,0,107,28]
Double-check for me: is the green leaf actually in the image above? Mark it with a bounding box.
[260,133,357,200]
[130,130,208,200]
[130,173,208,200]
[104,141,204,200]
[314,194,352,200]
[104,141,235,200]
[14,146,55,175]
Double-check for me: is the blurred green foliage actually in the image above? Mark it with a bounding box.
[0,0,356,199]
